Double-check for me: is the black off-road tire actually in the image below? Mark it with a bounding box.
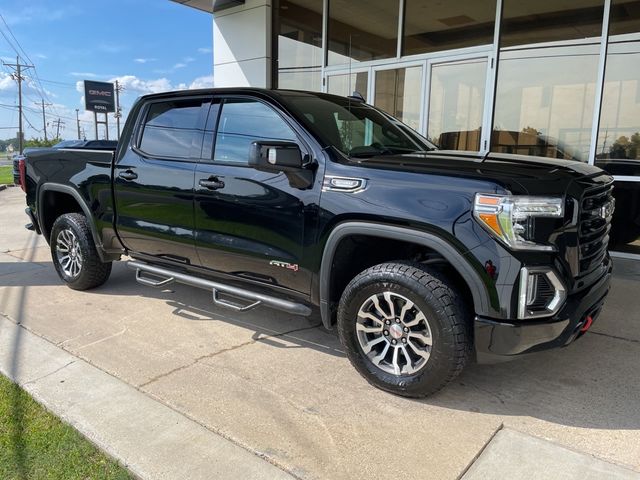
[337,262,472,397]
[50,213,112,290]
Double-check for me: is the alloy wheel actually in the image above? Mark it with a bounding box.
[356,291,433,376]
[55,228,83,278]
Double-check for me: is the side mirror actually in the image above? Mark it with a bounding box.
[249,141,303,173]
[248,141,315,189]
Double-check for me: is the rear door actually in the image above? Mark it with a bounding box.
[113,96,209,263]
[193,96,321,294]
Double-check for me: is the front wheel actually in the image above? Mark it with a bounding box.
[337,262,471,397]
[50,213,112,290]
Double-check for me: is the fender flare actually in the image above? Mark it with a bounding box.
[38,183,111,262]
[318,222,490,329]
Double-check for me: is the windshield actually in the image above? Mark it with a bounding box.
[284,94,436,158]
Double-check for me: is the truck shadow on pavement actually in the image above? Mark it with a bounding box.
[2,259,639,433]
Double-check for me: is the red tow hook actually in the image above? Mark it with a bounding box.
[580,315,594,333]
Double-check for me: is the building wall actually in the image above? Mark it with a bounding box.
[212,0,272,88]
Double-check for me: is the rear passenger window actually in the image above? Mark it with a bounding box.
[139,99,205,159]
[213,99,297,164]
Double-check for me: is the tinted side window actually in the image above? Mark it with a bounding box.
[140,99,204,159]
[213,99,297,163]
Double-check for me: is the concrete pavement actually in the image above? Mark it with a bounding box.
[1,186,639,479]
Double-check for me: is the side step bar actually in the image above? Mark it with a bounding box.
[127,260,312,317]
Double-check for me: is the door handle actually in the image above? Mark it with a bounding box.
[118,170,138,181]
[199,177,225,190]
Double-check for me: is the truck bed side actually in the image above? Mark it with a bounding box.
[25,147,123,260]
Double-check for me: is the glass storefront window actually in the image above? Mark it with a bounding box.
[427,58,487,151]
[327,0,399,65]
[373,67,422,131]
[501,1,604,48]
[492,44,600,162]
[403,0,496,57]
[327,72,369,100]
[596,0,640,175]
[276,0,323,91]
[493,1,604,162]
[597,0,640,255]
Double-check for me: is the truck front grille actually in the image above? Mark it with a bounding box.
[577,180,614,277]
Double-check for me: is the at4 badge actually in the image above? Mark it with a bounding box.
[269,260,299,272]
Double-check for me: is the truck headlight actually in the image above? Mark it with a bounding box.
[473,194,564,251]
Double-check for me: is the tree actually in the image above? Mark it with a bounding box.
[24,137,61,148]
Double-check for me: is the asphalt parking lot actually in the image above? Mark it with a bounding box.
[1,186,639,479]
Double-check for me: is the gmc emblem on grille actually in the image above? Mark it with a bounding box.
[600,201,614,219]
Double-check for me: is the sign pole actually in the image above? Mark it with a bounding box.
[105,114,109,140]
[94,111,98,140]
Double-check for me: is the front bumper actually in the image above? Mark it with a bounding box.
[475,260,612,363]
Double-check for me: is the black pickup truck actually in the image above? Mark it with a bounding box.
[21,88,614,397]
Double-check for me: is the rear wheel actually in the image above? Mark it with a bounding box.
[337,262,471,397]
[50,213,112,290]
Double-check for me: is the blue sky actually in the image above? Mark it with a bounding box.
[0,0,213,141]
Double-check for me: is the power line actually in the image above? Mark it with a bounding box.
[0,12,60,118]
[2,56,34,153]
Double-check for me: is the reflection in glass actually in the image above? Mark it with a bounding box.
[428,59,486,151]
[214,100,297,163]
[492,44,600,162]
[276,0,323,91]
[403,0,496,56]
[374,67,422,131]
[501,1,604,47]
[140,99,204,159]
[327,0,399,65]
[327,72,369,100]
[596,0,640,175]
[599,0,640,255]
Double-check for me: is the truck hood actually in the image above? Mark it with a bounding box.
[355,150,606,195]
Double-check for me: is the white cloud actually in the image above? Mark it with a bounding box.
[108,75,174,94]
[189,75,214,89]
[70,72,97,78]
[98,43,126,54]
[0,71,55,98]
[134,58,156,64]
[197,47,212,54]
[0,72,15,91]
[173,63,187,69]
[183,56,196,63]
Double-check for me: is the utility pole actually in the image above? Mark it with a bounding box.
[114,79,124,140]
[52,118,65,139]
[3,56,34,154]
[75,109,81,140]
[35,99,52,142]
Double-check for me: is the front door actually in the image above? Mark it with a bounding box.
[114,96,209,262]
[193,97,321,294]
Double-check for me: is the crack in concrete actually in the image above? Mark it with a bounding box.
[23,360,76,385]
[139,323,322,388]
[456,422,504,480]
[590,331,640,344]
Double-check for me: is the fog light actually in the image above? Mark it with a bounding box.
[518,267,567,319]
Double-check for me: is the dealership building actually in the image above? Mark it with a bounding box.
[173,0,639,258]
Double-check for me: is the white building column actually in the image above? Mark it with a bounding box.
[212,0,272,88]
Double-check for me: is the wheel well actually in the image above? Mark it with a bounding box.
[327,234,474,324]
[41,191,83,242]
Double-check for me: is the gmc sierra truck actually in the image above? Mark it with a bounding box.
[20,88,614,397]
